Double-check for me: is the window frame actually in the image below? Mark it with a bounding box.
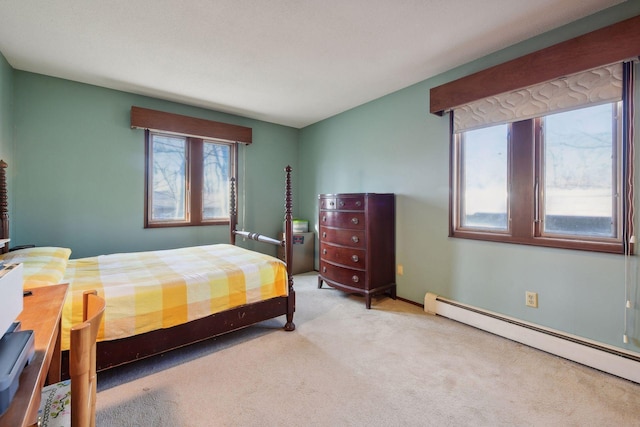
[450,101,631,254]
[144,130,238,228]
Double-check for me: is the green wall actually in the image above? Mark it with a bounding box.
[298,2,640,353]
[6,2,640,355]
[12,73,299,258]
[0,52,14,239]
[0,52,13,156]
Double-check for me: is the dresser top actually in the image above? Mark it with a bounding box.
[318,193,394,198]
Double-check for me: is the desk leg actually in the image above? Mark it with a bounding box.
[47,318,62,384]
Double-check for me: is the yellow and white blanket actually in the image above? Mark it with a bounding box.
[3,244,288,351]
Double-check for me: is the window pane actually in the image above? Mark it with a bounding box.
[202,141,230,220]
[151,134,187,221]
[543,103,616,237]
[460,124,509,230]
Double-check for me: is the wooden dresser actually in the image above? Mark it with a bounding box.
[318,193,396,308]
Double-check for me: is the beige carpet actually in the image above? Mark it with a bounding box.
[96,273,640,426]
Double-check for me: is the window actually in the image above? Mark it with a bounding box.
[448,60,635,254]
[131,106,251,229]
[540,103,621,239]
[458,124,509,231]
[146,131,236,227]
[452,101,628,253]
[430,17,639,254]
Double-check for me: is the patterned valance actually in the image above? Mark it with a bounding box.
[453,63,623,133]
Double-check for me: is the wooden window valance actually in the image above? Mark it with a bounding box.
[130,106,252,144]
[430,14,640,116]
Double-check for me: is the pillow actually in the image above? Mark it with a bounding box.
[0,246,72,289]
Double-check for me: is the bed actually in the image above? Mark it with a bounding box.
[0,161,296,372]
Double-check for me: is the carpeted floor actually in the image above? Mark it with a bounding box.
[96,272,640,426]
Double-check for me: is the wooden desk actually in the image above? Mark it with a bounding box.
[0,283,68,427]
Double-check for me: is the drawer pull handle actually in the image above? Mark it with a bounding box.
[322,216,326,222]
[352,275,359,283]
[322,232,326,238]
[352,236,359,243]
[323,249,327,255]
[351,255,359,262]
[339,201,345,207]
[351,217,359,225]
[323,266,326,273]
[355,201,362,207]
[329,201,334,206]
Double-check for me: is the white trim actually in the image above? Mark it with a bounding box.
[424,293,640,384]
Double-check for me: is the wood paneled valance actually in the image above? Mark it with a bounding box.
[131,106,252,144]
[430,14,640,116]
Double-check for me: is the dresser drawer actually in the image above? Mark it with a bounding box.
[319,227,365,248]
[335,196,364,211]
[320,261,366,290]
[320,195,365,211]
[319,197,336,210]
[320,211,365,230]
[320,242,366,269]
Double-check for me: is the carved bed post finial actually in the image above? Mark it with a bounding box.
[284,165,295,331]
[0,160,8,253]
[229,177,237,245]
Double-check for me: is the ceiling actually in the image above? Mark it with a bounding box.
[0,0,625,128]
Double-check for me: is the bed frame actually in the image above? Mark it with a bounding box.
[0,161,296,373]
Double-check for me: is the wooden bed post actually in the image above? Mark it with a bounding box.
[229,177,237,245]
[227,166,296,332]
[0,160,8,253]
[284,165,295,331]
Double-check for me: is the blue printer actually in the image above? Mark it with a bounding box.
[0,324,35,416]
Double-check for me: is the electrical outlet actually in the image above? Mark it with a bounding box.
[526,291,538,308]
[397,264,404,276]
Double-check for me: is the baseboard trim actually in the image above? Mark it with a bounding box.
[424,293,640,384]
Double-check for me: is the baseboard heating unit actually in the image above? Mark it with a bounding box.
[424,293,640,384]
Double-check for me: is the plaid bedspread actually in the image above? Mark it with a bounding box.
[61,244,288,350]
